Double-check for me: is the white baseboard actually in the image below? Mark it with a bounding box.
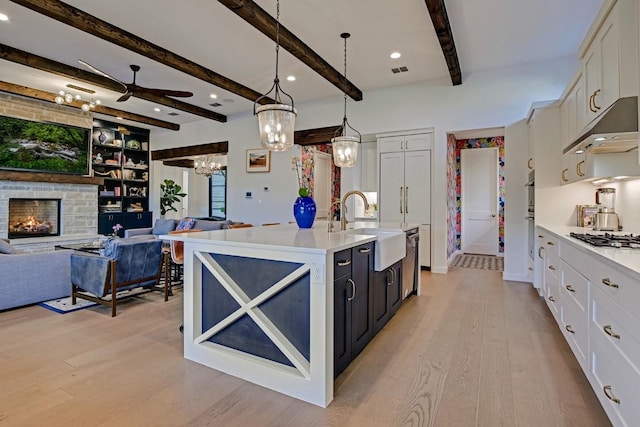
[502,272,532,283]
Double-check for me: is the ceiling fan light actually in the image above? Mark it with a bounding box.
[64,93,73,103]
[54,95,64,104]
[256,104,296,151]
[331,136,359,167]
[81,103,91,112]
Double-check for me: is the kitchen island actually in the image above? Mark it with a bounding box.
[163,222,417,407]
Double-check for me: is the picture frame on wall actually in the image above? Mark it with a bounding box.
[246,148,271,173]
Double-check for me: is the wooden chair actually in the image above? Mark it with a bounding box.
[167,229,202,282]
[228,223,253,229]
[71,238,169,317]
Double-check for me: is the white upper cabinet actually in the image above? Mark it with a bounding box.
[378,131,433,154]
[560,73,586,147]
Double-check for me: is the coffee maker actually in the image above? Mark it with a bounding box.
[594,188,620,231]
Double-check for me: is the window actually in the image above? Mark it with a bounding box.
[209,169,226,219]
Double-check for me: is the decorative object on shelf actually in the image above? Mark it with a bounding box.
[246,149,271,173]
[254,0,296,152]
[160,179,187,217]
[331,33,360,168]
[111,223,123,237]
[293,195,316,229]
[126,139,141,149]
[194,156,223,178]
[94,153,103,163]
[54,90,101,111]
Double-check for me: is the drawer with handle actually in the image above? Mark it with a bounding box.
[559,259,588,313]
[583,254,640,318]
[559,293,588,371]
[334,248,352,280]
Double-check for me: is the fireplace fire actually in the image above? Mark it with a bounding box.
[8,198,61,239]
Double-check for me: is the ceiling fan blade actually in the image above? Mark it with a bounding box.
[116,92,133,102]
[78,60,128,91]
[137,88,194,98]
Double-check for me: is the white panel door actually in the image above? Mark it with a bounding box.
[313,151,332,219]
[461,147,499,255]
[379,152,405,223]
[404,150,430,224]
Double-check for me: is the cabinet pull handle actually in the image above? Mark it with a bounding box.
[592,89,601,111]
[538,235,544,238]
[576,161,585,177]
[561,169,568,182]
[337,260,351,267]
[548,296,555,302]
[391,267,396,285]
[528,267,534,271]
[565,325,575,334]
[548,265,556,271]
[527,158,533,170]
[565,284,575,292]
[347,278,356,301]
[405,186,409,214]
[601,278,618,288]
[547,241,554,246]
[359,247,371,254]
[400,187,403,214]
[603,325,621,339]
[538,247,544,259]
[603,385,620,404]
[588,93,594,112]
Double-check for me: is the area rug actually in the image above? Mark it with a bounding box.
[39,297,97,314]
[452,254,504,271]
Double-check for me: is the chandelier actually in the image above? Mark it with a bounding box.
[254,0,296,151]
[194,156,222,178]
[54,90,101,112]
[331,33,360,168]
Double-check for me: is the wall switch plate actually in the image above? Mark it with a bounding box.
[245,191,252,198]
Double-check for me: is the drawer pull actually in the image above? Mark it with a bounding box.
[603,385,620,404]
[538,235,544,238]
[548,265,556,271]
[601,278,618,288]
[528,267,534,271]
[538,247,544,259]
[358,247,371,254]
[603,325,621,339]
[565,285,575,292]
[337,260,351,267]
[548,296,555,302]
[565,325,575,334]
[546,241,555,246]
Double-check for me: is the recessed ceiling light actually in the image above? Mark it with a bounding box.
[210,94,218,99]
[286,75,296,82]
[154,107,161,112]
[595,137,606,141]
[0,13,9,22]
[390,52,401,59]
[116,117,123,120]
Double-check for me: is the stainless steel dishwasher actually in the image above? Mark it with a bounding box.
[402,228,420,299]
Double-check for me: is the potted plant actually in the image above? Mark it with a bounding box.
[160,179,187,217]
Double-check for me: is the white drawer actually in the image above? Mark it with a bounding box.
[584,255,640,318]
[590,322,640,427]
[560,293,588,371]
[544,234,560,257]
[560,259,588,313]
[591,285,640,375]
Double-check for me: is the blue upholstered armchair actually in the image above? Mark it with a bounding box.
[71,238,168,316]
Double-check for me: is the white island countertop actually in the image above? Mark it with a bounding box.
[538,224,640,278]
[162,221,387,254]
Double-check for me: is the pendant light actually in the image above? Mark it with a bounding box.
[254,0,296,151]
[331,32,360,168]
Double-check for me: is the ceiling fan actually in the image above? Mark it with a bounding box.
[79,60,194,102]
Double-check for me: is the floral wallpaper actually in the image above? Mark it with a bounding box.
[447,135,505,258]
[301,145,341,218]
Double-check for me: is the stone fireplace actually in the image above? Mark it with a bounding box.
[8,198,61,239]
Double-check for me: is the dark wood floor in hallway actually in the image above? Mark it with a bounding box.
[0,267,611,426]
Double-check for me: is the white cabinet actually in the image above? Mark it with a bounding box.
[378,132,433,154]
[560,73,586,147]
[379,150,431,224]
[561,151,640,185]
[419,224,430,268]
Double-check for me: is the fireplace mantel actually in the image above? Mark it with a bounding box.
[0,170,103,185]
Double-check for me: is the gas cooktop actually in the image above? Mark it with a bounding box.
[569,232,640,248]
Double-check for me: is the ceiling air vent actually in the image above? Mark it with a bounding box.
[167,112,179,116]
[391,66,409,74]
[209,102,223,107]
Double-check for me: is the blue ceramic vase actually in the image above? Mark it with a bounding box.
[293,196,317,229]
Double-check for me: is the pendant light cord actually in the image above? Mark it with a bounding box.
[273,0,281,102]
[342,34,348,123]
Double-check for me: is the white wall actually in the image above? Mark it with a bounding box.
[151,58,577,273]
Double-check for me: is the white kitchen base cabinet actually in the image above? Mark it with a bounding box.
[536,225,640,426]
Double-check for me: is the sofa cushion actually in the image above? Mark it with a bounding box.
[194,220,224,231]
[0,239,20,254]
[176,217,196,231]
[152,219,177,235]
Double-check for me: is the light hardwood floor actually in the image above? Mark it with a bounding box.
[0,267,611,426]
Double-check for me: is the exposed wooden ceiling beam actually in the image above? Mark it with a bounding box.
[424,0,462,86]
[0,81,180,130]
[294,125,342,146]
[9,0,274,105]
[218,0,363,102]
[151,142,229,161]
[0,44,227,123]
[163,159,195,168]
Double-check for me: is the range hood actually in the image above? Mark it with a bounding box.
[563,96,638,155]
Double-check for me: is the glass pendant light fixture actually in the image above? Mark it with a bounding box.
[194,156,222,178]
[254,0,296,151]
[331,32,360,168]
